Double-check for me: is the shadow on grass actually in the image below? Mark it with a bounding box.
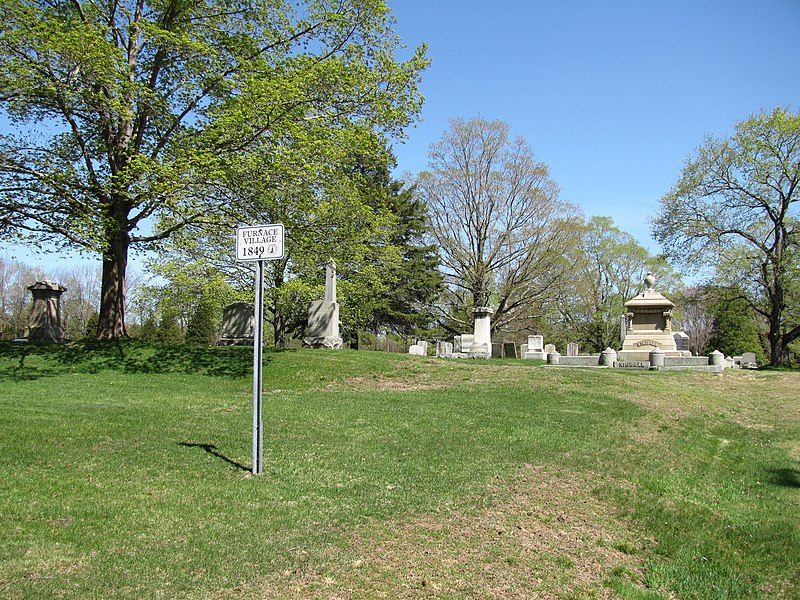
[768,467,800,488]
[0,340,265,381]
[178,442,250,472]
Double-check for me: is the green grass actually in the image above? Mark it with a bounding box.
[0,341,798,598]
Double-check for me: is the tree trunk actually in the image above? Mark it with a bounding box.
[768,322,784,367]
[97,232,129,340]
[766,261,787,366]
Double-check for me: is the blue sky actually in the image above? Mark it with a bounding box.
[388,0,800,250]
[3,0,799,273]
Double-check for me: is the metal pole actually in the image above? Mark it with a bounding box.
[252,260,264,475]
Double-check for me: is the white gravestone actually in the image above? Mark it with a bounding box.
[303,260,344,349]
[436,341,453,357]
[524,335,546,360]
[469,307,493,358]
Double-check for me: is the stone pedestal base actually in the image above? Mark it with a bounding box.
[468,342,491,359]
[616,349,688,362]
[302,336,343,350]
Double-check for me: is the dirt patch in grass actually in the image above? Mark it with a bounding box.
[240,466,656,599]
[328,360,547,393]
[619,370,800,433]
[329,374,443,392]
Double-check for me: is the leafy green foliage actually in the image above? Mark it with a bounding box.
[552,216,683,353]
[150,143,442,347]
[653,107,800,365]
[0,0,428,338]
[704,288,767,361]
[185,295,221,345]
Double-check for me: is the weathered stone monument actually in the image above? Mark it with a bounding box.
[618,272,687,362]
[673,331,690,352]
[303,260,344,349]
[25,281,67,342]
[436,341,453,357]
[503,342,517,359]
[567,342,579,357]
[524,335,546,360]
[217,302,254,345]
[468,307,493,358]
[408,340,429,356]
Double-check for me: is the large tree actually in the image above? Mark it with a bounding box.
[416,116,581,334]
[703,286,766,361]
[150,139,443,347]
[653,107,800,365]
[554,215,682,353]
[0,0,427,339]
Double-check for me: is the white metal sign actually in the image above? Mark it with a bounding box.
[236,224,284,262]
[235,222,286,475]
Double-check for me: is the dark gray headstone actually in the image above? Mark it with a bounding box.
[673,331,690,351]
[218,302,254,345]
[491,342,503,358]
[25,281,67,342]
[503,342,517,358]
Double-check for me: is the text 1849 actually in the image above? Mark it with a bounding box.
[243,246,265,257]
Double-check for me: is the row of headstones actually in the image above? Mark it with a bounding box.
[407,336,582,360]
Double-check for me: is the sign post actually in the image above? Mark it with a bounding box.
[236,224,285,475]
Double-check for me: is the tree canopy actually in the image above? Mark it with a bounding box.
[0,0,427,339]
[553,215,682,353]
[416,116,581,334]
[653,106,800,365]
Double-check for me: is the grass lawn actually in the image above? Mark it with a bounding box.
[0,341,798,598]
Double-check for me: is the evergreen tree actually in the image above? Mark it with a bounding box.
[351,159,442,337]
[704,288,766,361]
[185,296,221,345]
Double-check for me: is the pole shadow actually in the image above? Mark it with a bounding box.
[178,442,250,472]
[768,467,800,488]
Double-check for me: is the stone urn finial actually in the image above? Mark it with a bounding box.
[643,272,656,290]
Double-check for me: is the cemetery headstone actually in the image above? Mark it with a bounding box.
[567,342,579,357]
[436,341,453,357]
[25,281,67,342]
[618,272,680,361]
[544,343,556,355]
[217,302,254,345]
[503,342,517,358]
[740,351,757,366]
[673,331,690,352]
[303,260,344,349]
[524,335,546,360]
[469,307,493,358]
[491,342,503,358]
